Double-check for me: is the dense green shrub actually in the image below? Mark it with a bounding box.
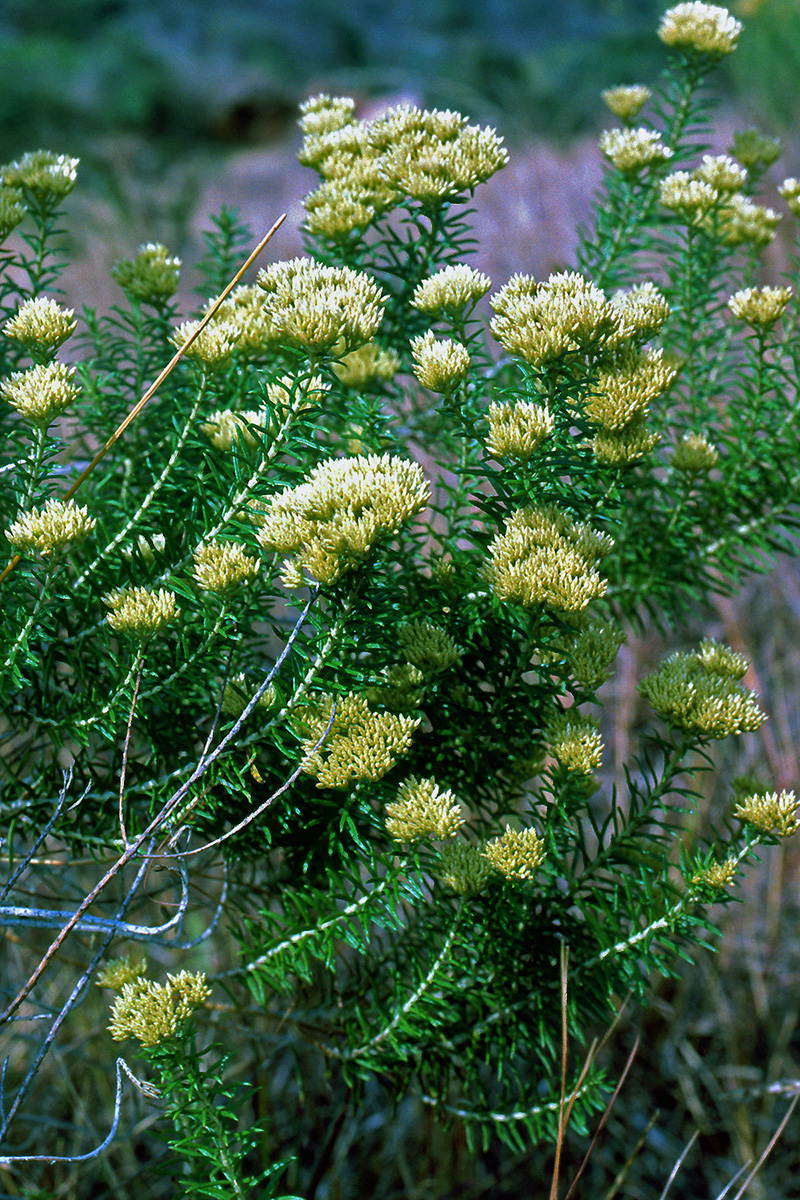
[1,4,798,1194]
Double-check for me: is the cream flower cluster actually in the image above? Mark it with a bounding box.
[108,971,210,1046]
[192,539,259,596]
[411,264,492,315]
[599,128,673,174]
[657,3,742,57]
[333,341,400,387]
[4,296,76,356]
[639,638,765,739]
[385,776,463,842]
[0,360,80,426]
[295,692,419,789]
[601,85,652,123]
[104,587,179,639]
[728,286,792,330]
[2,150,78,199]
[485,400,554,462]
[298,95,508,238]
[585,348,677,432]
[255,453,429,585]
[258,257,386,353]
[546,710,604,773]
[486,504,613,613]
[482,825,546,882]
[734,790,798,839]
[6,498,95,557]
[410,330,470,392]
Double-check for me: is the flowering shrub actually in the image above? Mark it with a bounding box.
[1,4,799,1194]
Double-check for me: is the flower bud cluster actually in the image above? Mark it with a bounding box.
[657,3,742,57]
[734,790,798,839]
[108,971,210,1046]
[295,692,419,789]
[385,776,463,842]
[638,638,765,739]
[258,257,387,354]
[112,243,181,305]
[6,498,95,557]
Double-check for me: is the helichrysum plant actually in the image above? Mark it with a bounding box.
[2,4,800,1192]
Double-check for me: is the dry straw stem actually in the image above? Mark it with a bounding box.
[0,212,287,587]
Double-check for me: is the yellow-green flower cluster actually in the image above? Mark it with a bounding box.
[411,264,492,315]
[486,504,612,613]
[557,618,625,691]
[202,408,264,452]
[0,361,80,426]
[693,154,747,192]
[657,2,742,57]
[411,330,470,392]
[691,857,739,890]
[258,257,386,354]
[734,790,798,838]
[399,619,460,673]
[296,692,419,789]
[547,710,603,773]
[385,776,463,842]
[192,539,259,596]
[659,172,720,219]
[0,184,25,240]
[599,128,674,174]
[779,177,800,218]
[728,286,792,330]
[104,587,179,639]
[638,638,765,739]
[585,348,677,431]
[299,94,357,137]
[6,498,95,557]
[485,400,554,462]
[593,417,659,465]
[601,85,652,122]
[108,971,210,1046]
[201,284,279,361]
[220,672,275,719]
[671,431,719,473]
[4,296,76,356]
[2,150,78,200]
[436,841,493,895]
[112,243,181,304]
[610,282,671,343]
[255,452,429,585]
[365,663,425,712]
[483,825,546,882]
[491,271,620,366]
[333,341,400,387]
[96,956,147,990]
[715,194,781,247]
[732,130,781,172]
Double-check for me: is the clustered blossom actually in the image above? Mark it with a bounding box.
[671,431,719,473]
[172,316,240,369]
[638,638,765,739]
[657,3,742,57]
[258,258,386,353]
[255,452,429,585]
[486,504,612,613]
[593,416,659,465]
[660,172,719,218]
[410,330,470,391]
[6,498,95,557]
[385,776,463,842]
[399,619,461,673]
[0,361,80,426]
[295,692,419,788]
[554,618,625,691]
[482,825,546,881]
[333,341,400,387]
[485,400,554,462]
[0,184,25,240]
[732,130,782,172]
[599,128,673,174]
[96,956,147,990]
[734,790,799,839]
[693,154,747,192]
[715,194,781,247]
[779,177,800,218]
[112,243,181,304]
[728,286,792,330]
[490,271,619,366]
[2,150,78,200]
[601,85,652,123]
[585,348,677,431]
[192,539,259,596]
[202,408,264,452]
[610,282,671,343]
[691,857,739,890]
[411,264,492,315]
[104,587,179,639]
[220,672,275,719]
[298,96,507,238]
[202,284,279,361]
[546,710,603,773]
[436,841,493,895]
[4,296,76,355]
[108,971,210,1046]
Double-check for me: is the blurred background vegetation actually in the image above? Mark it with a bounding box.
[0,0,796,161]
